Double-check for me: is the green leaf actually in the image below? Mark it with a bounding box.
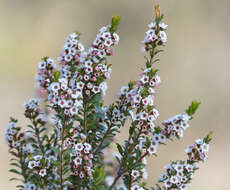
[53,71,60,82]
[9,169,21,176]
[186,101,201,116]
[10,162,21,169]
[90,93,102,104]
[93,167,105,186]
[111,15,121,33]
[204,131,213,143]
[9,178,22,182]
[129,126,135,136]
[116,143,123,156]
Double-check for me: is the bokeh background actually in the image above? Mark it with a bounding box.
[0,0,229,189]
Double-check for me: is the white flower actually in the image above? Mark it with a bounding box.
[84,143,92,151]
[150,75,161,87]
[159,134,166,143]
[64,54,73,62]
[70,106,78,115]
[74,157,82,165]
[131,170,139,178]
[112,108,120,117]
[85,60,93,67]
[104,39,113,47]
[75,143,84,151]
[98,50,106,58]
[24,98,39,110]
[24,182,37,190]
[148,145,157,155]
[179,184,187,190]
[86,82,93,89]
[195,138,203,145]
[142,168,148,179]
[38,61,46,69]
[175,164,184,172]
[185,164,193,172]
[105,176,114,186]
[99,26,108,33]
[46,58,56,68]
[159,31,167,43]
[49,82,60,92]
[102,32,111,39]
[58,99,66,108]
[79,171,85,178]
[182,113,191,121]
[85,66,93,74]
[78,43,85,52]
[113,33,120,43]
[159,23,168,29]
[28,161,36,169]
[140,75,149,84]
[148,22,156,28]
[83,73,90,81]
[131,184,141,190]
[180,121,189,130]
[142,97,149,105]
[133,95,142,103]
[152,108,160,119]
[99,82,108,96]
[148,114,156,122]
[146,29,156,36]
[34,155,42,161]
[140,111,148,120]
[164,179,172,187]
[153,134,161,143]
[69,33,78,39]
[148,87,155,94]
[39,169,47,177]
[92,86,100,94]
[71,91,82,99]
[147,95,155,106]
[68,48,76,56]
[201,143,209,152]
[170,176,179,184]
[66,100,73,108]
[76,82,84,89]
[59,78,68,85]
[74,100,83,108]
[64,41,73,50]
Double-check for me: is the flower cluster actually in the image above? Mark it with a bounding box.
[162,113,191,138]
[142,21,168,49]
[37,58,57,89]
[158,161,194,190]
[157,133,212,190]
[5,5,212,190]
[70,139,94,179]
[58,32,85,65]
[28,155,48,177]
[24,98,46,125]
[24,182,41,190]
[141,8,168,53]
[185,136,210,162]
[5,119,22,148]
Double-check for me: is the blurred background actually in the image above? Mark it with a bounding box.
[0,0,229,189]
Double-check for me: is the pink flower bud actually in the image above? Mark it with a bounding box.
[89,154,93,159]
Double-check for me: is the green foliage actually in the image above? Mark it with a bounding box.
[186,101,201,116]
[111,15,121,33]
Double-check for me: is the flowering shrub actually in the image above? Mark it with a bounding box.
[5,5,212,190]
